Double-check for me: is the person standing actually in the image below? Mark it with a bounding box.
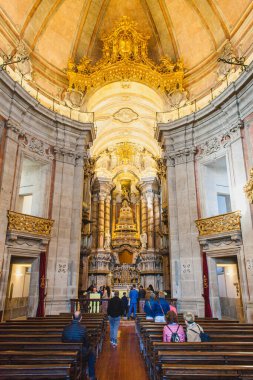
[62,311,97,380]
[153,291,170,322]
[107,290,124,347]
[121,292,128,318]
[127,284,139,320]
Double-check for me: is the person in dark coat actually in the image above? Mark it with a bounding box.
[121,292,128,317]
[138,285,146,299]
[107,290,124,346]
[62,311,97,380]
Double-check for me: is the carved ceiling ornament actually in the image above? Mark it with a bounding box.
[244,168,253,203]
[67,16,184,97]
[94,142,157,174]
[113,108,138,123]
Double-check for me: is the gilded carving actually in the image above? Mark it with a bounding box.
[195,211,241,236]
[8,211,54,237]
[244,168,253,203]
[67,17,184,96]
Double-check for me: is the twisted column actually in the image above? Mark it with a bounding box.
[141,195,147,234]
[111,198,116,238]
[98,193,106,249]
[154,194,161,250]
[91,194,98,249]
[104,195,111,235]
[147,192,154,249]
[136,199,141,237]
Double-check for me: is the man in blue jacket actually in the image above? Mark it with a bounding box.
[127,284,139,319]
[62,311,97,380]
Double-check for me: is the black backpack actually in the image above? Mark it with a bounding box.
[190,324,211,342]
[167,325,180,343]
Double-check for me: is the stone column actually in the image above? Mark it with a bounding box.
[165,147,203,315]
[227,123,253,321]
[91,194,98,249]
[104,195,111,235]
[98,193,105,250]
[154,194,161,250]
[141,195,147,234]
[0,121,21,312]
[111,198,116,237]
[147,192,155,250]
[136,198,141,237]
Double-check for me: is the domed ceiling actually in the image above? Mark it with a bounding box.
[0,0,253,100]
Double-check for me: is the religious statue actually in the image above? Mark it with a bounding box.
[104,232,111,250]
[140,232,147,249]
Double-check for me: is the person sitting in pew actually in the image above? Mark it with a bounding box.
[163,311,185,342]
[144,292,156,321]
[153,291,170,323]
[62,310,97,380]
[184,311,204,342]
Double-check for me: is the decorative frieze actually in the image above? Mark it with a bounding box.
[196,121,244,159]
[195,211,241,237]
[7,211,54,237]
[165,146,197,166]
[244,168,253,203]
[6,119,54,160]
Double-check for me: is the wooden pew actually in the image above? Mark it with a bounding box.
[155,351,253,380]
[161,364,253,380]
[0,350,80,379]
[0,364,72,379]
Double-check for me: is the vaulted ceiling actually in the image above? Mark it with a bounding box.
[0,0,253,99]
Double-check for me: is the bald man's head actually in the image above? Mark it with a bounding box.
[73,311,82,321]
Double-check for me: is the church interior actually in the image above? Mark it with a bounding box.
[0,0,253,378]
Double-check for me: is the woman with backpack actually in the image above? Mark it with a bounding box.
[163,311,185,342]
[184,311,206,342]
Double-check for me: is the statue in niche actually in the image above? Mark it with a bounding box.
[104,233,111,250]
[140,232,147,249]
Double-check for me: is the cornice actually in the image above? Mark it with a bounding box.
[156,62,253,145]
[0,71,95,146]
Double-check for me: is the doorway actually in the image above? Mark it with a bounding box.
[3,256,34,320]
[216,256,244,321]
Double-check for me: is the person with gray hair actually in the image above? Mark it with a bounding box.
[62,311,97,380]
[184,311,204,342]
[107,290,124,347]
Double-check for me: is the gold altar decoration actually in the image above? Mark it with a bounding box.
[8,211,54,237]
[112,199,139,248]
[195,211,241,236]
[244,168,253,203]
[67,16,184,96]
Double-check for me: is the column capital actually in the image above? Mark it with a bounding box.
[164,146,197,166]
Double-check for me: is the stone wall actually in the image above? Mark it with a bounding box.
[0,71,94,316]
[157,63,253,320]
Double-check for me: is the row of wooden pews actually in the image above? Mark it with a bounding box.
[136,313,253,380]
[0,312,107,379]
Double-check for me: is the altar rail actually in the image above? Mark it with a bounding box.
[70,297,177,313]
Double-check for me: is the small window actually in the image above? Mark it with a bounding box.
[217,193,231,214]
